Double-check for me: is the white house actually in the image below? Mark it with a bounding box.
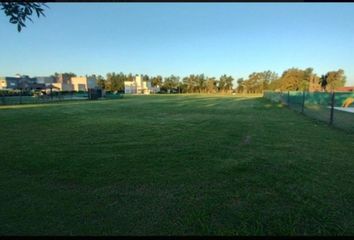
[124,75,155,94]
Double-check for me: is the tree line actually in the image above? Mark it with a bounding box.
[53,67,346,94]
[236,68,346,93]
[95,73,234,94]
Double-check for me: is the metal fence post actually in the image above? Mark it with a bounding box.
[301,91,305,113]
[329,91,335,125]
[20,89,23,104]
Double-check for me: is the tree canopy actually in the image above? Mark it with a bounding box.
[1,2,47,32]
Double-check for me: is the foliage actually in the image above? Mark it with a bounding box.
[106,72,126,92]
[238,71,278,93]
[320,69,346,92]
[151,76,163,87]
[162,75,180,92]
[96,75,106,89]
[1,2,47,32]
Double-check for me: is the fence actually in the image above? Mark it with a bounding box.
[0,91,124,106]
[264,90,354,132]
[0,91,90,106]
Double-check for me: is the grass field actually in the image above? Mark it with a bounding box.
[1,94,354,235]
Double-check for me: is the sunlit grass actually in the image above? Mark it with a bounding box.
[0,95,353,235]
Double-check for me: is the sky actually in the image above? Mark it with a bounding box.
[0,3,354,85]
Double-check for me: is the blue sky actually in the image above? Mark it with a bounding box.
[0,3,353,85]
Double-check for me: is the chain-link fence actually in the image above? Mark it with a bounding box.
[0,90,125,106]
[264,90,354,132]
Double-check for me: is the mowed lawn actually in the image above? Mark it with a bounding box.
[0,95,353,235]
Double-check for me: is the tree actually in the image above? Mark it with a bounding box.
[239,71,278,93]
[1,2,48,32]
[236,78,245,93]
[106,72,126,92]
[262,70,278,91]
[142,74,150,82]
[96,75,106,90]
[151,75,163,87]
[183,75,198,93]
[268,78,282,91]
[319,74,328,92]
[162,75,180,92]
[205,77,218,94]
[323,69,346,92]
[196,74,206,93]
[218,74,233,93]
[278,68,315,91]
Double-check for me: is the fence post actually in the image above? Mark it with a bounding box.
[287,91,290,105]
[301,91,305,113]
[20,89,23,104]
[329,91,335,125]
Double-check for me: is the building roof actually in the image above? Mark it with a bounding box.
[336,86,354,92]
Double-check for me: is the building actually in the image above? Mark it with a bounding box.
[1,74,98,92]
[70,76,97,91]
[56,74,72,84]
[0,75,36,90]
[0,76,19,89]
[35,76,55,85]
[52,82,74,92]
[335,86,354,92]
[124,75,156,94]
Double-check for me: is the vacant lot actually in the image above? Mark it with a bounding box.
[0,95,353,235]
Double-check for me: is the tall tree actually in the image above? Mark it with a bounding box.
[278,68,313,91]
[183,75,198,93]
[219,75,233,93]
[324,69,346,92]
[151,75,163,87]
[106,72,126,92]
[236,78,245,93]
[142,74,150,82]
[196,74,206,93]
[205,77,218,93]
[162,75,180,92]
[96,75,106,89]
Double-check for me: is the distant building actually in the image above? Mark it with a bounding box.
[335,86,354,92]
[124,75,155,94]
[50,76,97,92]
[56,74,72,84]
[0,75,36,90]
[35,76,55,85]
[71,76,97,91]
[1,74,99,92]
[52,82,73,92]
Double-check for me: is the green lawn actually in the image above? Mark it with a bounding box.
[1,95,353,235]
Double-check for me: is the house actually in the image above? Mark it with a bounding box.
[124,75,156,94]
[70,76,97,91]
[0,75,36,90]
[1,74,98,92]
[0,76,19,89]
[35,76,55,86]
[51,75,97,92]
[52,82,74,92]
[335,86,354,92]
